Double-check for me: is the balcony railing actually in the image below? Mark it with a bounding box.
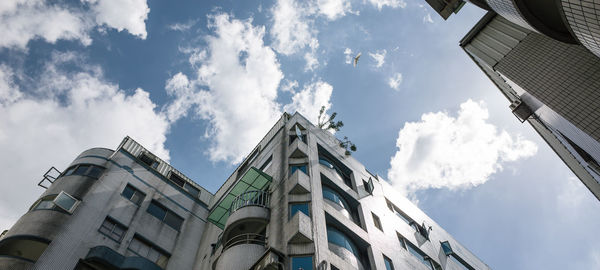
[229,190,270,214]
[223,233,267,251]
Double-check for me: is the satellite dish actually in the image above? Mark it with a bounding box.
[295,124,302,140]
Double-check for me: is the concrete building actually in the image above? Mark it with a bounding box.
[0,112,490,270]
[426,0,600,58]
[460,12,600,200]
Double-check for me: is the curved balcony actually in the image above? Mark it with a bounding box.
[214,233,267,270]
[221,190,270,252]
[229,190,270,214]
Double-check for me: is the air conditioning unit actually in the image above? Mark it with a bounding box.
[509,99,533,123]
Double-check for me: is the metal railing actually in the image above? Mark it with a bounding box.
[222,233,266,251]
[229,190,270,214]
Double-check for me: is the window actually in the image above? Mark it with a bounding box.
[372,212,383,231]
[330,265,340,270]
[289,124,307,144]
[54,191,79,213]
[30,192,80,214]
[128,235,169,269]
[63,164,105,179]
[318,157,352,188]
[290,164,308,176]
[147,201,184,231]
[440,241,474,270]
[326,226,359,259]
[139,153,159,169]
[237,147,260,178]
[411,221,430,240]
[259,155,273,172]
[30,195,58,211]
[0,236,50,262]
[98,217,127,242]
[122,184,145,205]
[383,255,395,270]
[291,256,313,270]
[168,172,200,197]
[406,240,435,270]
[289,203,310,219]
[385,198,412,225]
[397,233,407,249]
[362,178,373,194]
[322,185,359,225]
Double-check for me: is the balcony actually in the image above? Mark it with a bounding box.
[214,233,267,270]
[223,190,270,243]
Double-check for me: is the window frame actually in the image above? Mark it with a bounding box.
[372,212,383,231]
[139,153,159,169]
[54,191,80,213]
[147,200,184,231]
[98,216,127,243]
[122,184,146,205]
[289,202,310,220]
[383,254,395,270]
[127,234,170,269]
[62,164,106,179]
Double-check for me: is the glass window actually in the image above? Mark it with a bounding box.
[169,173,185,187]
[64,166,76,176]
[53,191,79,213]
[30,195,58,211]
[449,254,474,270]
[128,235,169,269]
[385,198,412,225]
[384,255,395,270]
[319,157,335,169]
[441,241,453,255]
[322,186,349,210]
[289,203,310,219]
[290,164,307,175]
[87,166,104,178]
[99,217,127,242]
[147,201,167,220]
[185,184,200,197]
[372,212,383,231]
[326,226,359,258]
[73,164,90,175]
[406,241,434,270]
[291,256,313,270]
[122,184,145,205]
[147,201,184,231]
[0,236,50,262]
[139,153,159,168]
[259,155,273,172]
[164,212,184,231]
[397,233,407,249]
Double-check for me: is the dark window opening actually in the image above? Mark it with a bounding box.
[0,236,50,263]
[139,153,159,169]
[372,212,383,231]
[147,200,184,231]
[289,203,310,219]
[98,217,127,242]
[290,164,308,176]
[122,184,145,205]
[63,164,105,179]
[128,235,169,269]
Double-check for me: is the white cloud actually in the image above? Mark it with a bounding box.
[0,54,169,230]
[0,0,92,49]
[367,0,407,10]
[283,80,333,124]
[166,13,283,164]
[388,72,403,90]
[270,0,315,55]
[304,52,319,71]
[369,49,386,68]
[423,13,433,24]
[317,0,352,20]
[344,48,353,64]
[0,0,149,50]
[87,0,150,39]
[281,79,299,93]
[388,100,537,195]
[168,19,197,32]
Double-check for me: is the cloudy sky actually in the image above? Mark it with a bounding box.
[1,0,599,269]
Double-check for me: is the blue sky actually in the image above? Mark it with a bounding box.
[0,0,599,269]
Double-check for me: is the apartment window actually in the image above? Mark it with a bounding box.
[168,172,200,197]
[397,233,407,249]
[54,191,79,213]
[139,153,159,169]
[372,212,383,231]
[440,241,474,270]
[237,147,260,178]
[363,178,373,194]
[259,155,273,172]
[289,203,310,219]
[30,191,80,214]
[290,256,313,270]
[289,124,307,144]
[385,198,412,225]
[63,164,105,179]
[0,236,50,262]
[318,157,352,188]
[383,255,395,270]
[98,217,127,242]
[128,235,169,269]
[406,240,435,270]
[331,265,340,270]
[122,184,145,205]
[147,200,184,231]
[326,226,360,259]
[290,164,308,176]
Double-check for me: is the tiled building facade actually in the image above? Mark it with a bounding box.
[0,113,489,270]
